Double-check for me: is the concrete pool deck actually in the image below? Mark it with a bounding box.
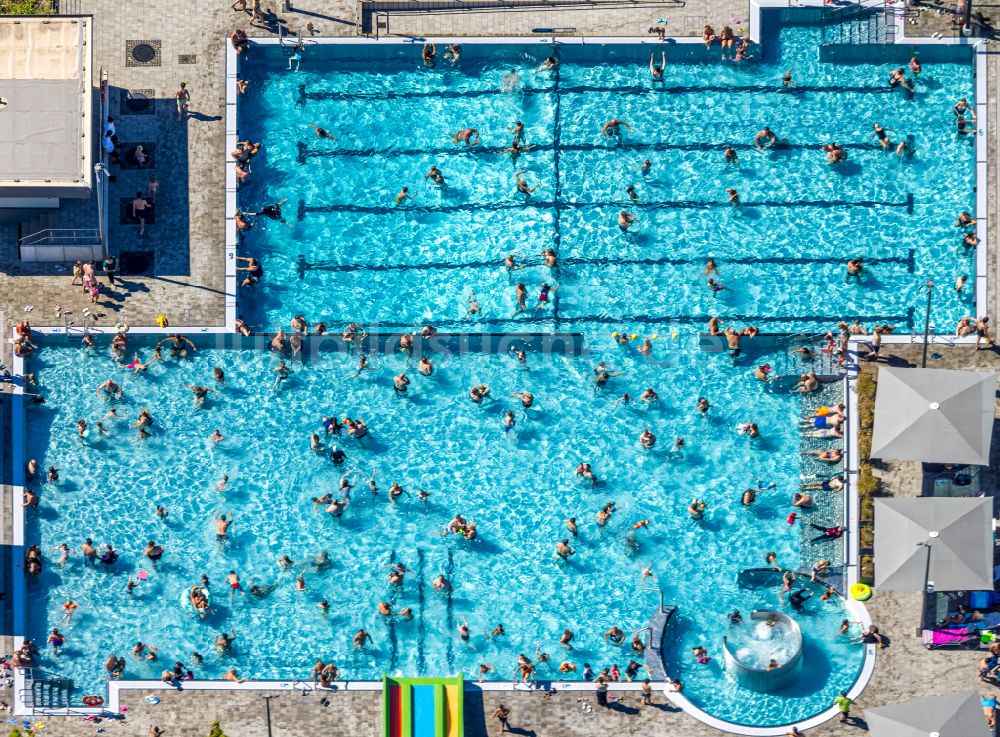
[0,0,998,735]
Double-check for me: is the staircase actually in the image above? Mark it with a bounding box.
[821,2,890,46]
[19,669,73,710]
[17,211,55,245]
[17,210,102,263]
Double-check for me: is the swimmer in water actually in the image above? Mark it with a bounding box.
[511,390,534,409]
[753,126,777,149]
[395,187,416,205]
[649,52,665,81]
[602,119,632,139]
[309,124,337,140]
[424,166,445,186]
[724,145,738,164]
[394,372,410,394]
[513,283,528,315]
[515,170,539,197]
[575,463,597,486]
[500,69,521,92]
[618,210,636,232]
[638,159,651,176]
[871,123,892,150]
[556,539,574,559]
[422,43,436,68]
[500,140,535,162]
[452,128,479,146]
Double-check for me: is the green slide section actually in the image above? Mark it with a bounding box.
[382,674,464,737]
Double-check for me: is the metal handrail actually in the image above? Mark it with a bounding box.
[641,584,664,610]
[19,228,101,247]
[822,0,884,21]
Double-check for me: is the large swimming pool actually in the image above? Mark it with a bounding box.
[26,332,857,727]
[235,23,975,335]
[22,12,977,731]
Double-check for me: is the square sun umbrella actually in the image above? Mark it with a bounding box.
[874,497,994,591]
[865,691,990,737]
[869,367,997,466]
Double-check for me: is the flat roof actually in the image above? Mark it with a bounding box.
[0,18,91,189]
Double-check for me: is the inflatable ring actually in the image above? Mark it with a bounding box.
[180,585,212,616]
[146,695,160,705]
[850,583,872,601]
[82,695,104,707]
[114,322,129,334]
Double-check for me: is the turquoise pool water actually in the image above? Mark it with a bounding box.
[235,25,975,335]
[22,14,977,730]
[27,334,857,727]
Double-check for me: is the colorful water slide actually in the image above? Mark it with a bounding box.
[383,674,463,737]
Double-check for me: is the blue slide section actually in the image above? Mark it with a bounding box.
[412,684,436,737]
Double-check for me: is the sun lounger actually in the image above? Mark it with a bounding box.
[922,627,982,650]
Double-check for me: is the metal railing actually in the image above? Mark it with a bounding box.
[821,0,888,45]
[18,667,75,711]
[18,228,101,247]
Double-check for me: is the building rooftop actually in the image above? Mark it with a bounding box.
[0,17,92,194]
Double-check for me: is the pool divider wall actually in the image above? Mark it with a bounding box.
[225,39,239,333]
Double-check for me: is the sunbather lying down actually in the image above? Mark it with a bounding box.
[942,610,1000,629]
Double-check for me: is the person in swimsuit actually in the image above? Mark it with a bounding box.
[889,68,913,93]
[453,128,479,146]
[174,82,190,120]
[702,25,716,49]
[422,43,436,68]
[871,123,892,150]
[753,127,777,149]
[131,192,151,235]
[515,170,539,197]
[649,52,665,81]
[236,256,264,287]
[143,540,165,562]
[215,513,234,542]
[47,628,66,652]
[954,98,975,120]
[245,198,290,227]
[602,119,632,139]
[719,26,735,58]
[309,124,336,140]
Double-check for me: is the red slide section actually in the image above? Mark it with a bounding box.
[388,684,404,737]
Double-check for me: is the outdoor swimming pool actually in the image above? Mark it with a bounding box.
[21,11,979,731]
[235,21,975,335]
[26,333,856,727]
